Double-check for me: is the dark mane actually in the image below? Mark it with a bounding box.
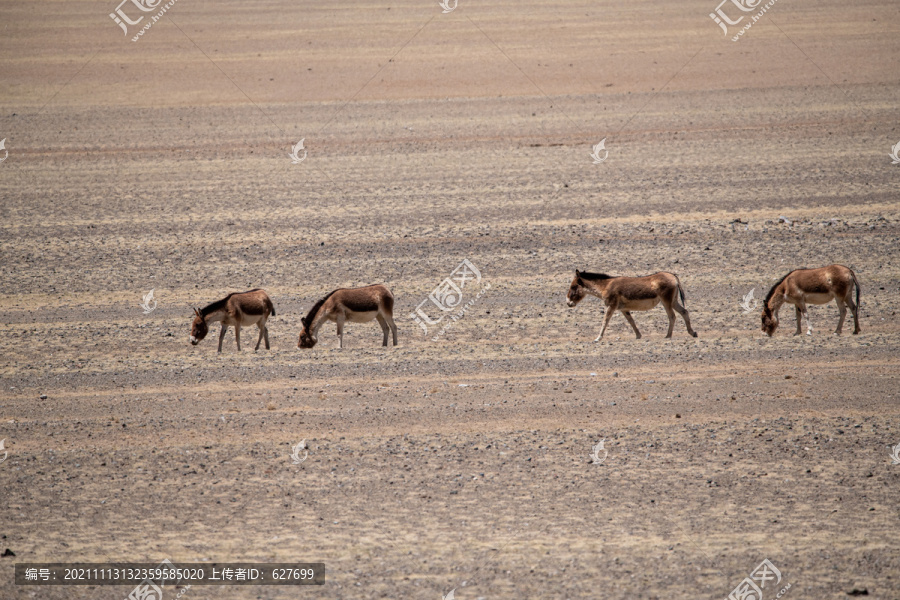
[201,289,262,316]
[578,271,614,281]
[302,290,338,326]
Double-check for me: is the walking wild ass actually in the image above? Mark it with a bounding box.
[190,289,275,352]
[566,270,698,340]
[761,265,860,336]
[298,284,397,349]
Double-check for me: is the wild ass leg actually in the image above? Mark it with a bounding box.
[376,314,390,347]
[234,324,242,351]
[662,301,676,338]
[834,298,847,335]
[622,311,642,339]
[263,324,270,349]
[386,314,398,346]
[254,321,266,350]
[595,304,617,341]
[673,298,697,337]
[336,315,345,349]
[846,294,861,334]
[217,324,228,353]
[793,307,803,336]
[797,301,812,335]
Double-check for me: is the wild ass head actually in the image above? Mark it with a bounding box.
[566,270,588,307]
[761,305,778,337]
[297,316,317,349]
[761,272,791,337]
[190,308,209,345]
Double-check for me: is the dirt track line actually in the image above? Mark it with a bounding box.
[6,356,895,402]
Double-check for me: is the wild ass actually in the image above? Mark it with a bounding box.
[190,289,275,352]
[566,270,698,340]
[761,264,860,336]
[298,284,397,349]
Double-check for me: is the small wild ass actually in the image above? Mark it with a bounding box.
[190,289,275,352]
[761,264,860,336]
[298,284,397,349]
[566,270,698,340]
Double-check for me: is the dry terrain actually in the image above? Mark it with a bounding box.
[1,0,899,598]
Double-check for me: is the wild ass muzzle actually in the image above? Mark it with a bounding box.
[298,284,397,349]
[566,270,698,340]
[190,289,275,353]
[761,264,861,337]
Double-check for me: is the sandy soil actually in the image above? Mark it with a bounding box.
[1,0,899,598]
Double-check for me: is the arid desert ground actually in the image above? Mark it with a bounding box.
[1,0,899,598]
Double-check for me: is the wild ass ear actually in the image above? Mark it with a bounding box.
[575,269,581,276]
[193,307,202,318]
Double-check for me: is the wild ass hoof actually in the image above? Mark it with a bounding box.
[691,332,698,338]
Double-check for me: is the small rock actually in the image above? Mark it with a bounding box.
[1,549,14,557]
[39,394,47,400]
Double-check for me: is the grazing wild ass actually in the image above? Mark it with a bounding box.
[566,270,698,340]
[761,264,860,336]
[190,289,275,352]
[298,284,397,349]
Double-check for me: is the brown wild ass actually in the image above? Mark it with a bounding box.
[567,270,698,340]
[761,264,860,336]
[190,289,275,352]
[298,284,397,349]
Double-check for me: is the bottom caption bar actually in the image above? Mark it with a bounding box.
[15,562,324,585]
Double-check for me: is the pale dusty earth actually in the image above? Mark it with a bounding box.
[1,0,899,598]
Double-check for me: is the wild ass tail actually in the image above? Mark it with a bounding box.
[851,269,861,311]
[674,274,687,307]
